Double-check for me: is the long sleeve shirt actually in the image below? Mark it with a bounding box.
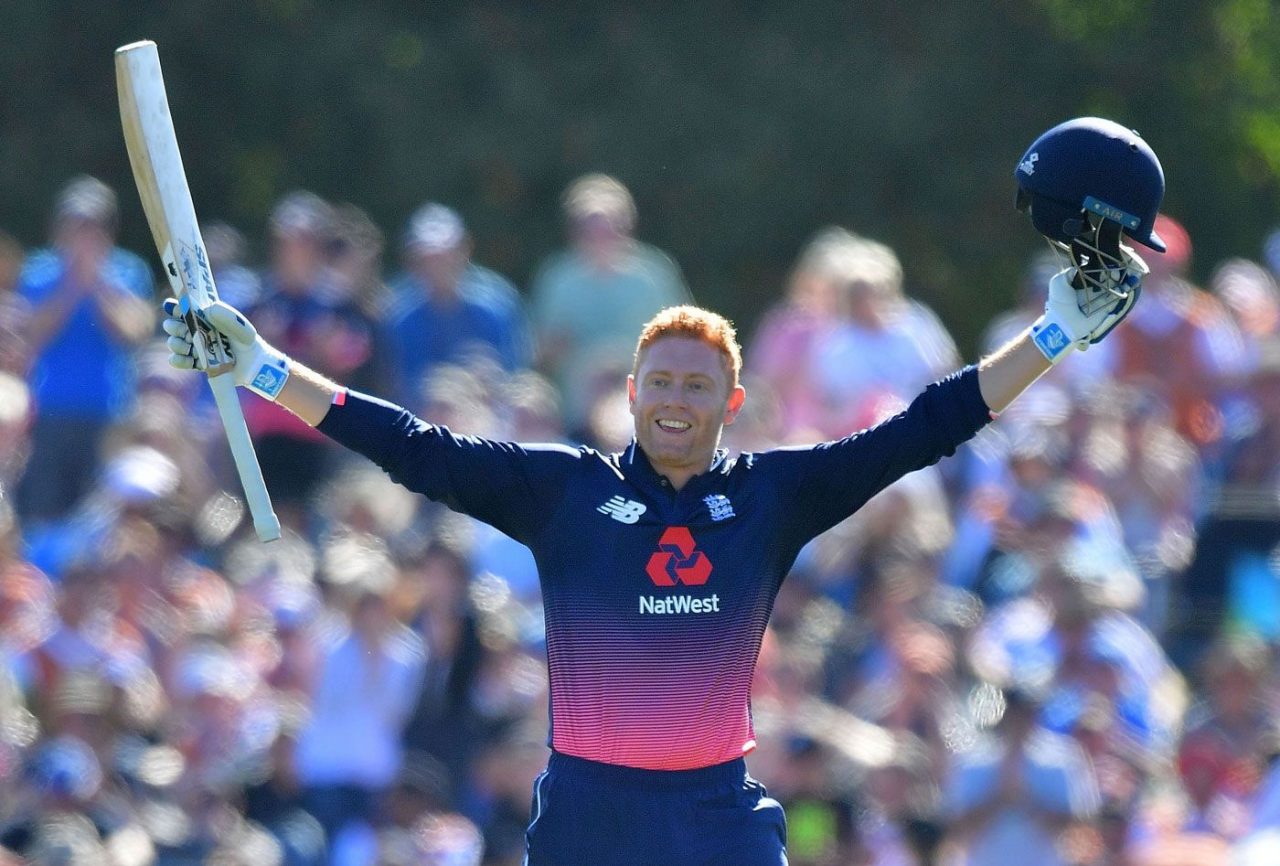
[318,367,991,770]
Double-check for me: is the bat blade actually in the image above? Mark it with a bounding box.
[116,40,281,543]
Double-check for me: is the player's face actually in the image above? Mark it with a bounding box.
[628,336,745,487]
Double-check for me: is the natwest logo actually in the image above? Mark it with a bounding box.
[645,526,712,586]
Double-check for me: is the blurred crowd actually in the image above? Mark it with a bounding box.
[3,171,1280,866]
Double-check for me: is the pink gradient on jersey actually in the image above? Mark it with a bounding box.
[545,623,765,770]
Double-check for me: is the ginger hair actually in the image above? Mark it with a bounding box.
[632,305,743,388]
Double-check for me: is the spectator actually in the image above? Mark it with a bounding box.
[748,227,856,440]
[803,230,959,436]
[0,494,51,667]
[860,735,936,866]
[1110,215,1249,449]
[203,220,263,310]
[1173,348,1280,667]
[1242,723,1280,845]
[165,638,273,794]
[764,737,860,866]
[467,726,550,866]
[1174,636,1273,834]
[849,608,964,779]
[327,203,394,332]
[0,735,143,863]
[530,173,691,434]
[943,686,1100,866]
[384,203,531,409]
[1210,258,1280,374]
[15,177,154,524]
[244,191,379,516]
[971,542,1181,761]
[751,227,958,440]
[327,752,483,866]
[242,727,327,866]
[400,542,487,799]
[22,562,152,722]
[1094,388,1200,632]
[294,585,425,848]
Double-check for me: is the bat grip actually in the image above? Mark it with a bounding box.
[207,374,282,542]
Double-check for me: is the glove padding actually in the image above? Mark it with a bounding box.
[162,298,290,400]
[1031,253,1145,364]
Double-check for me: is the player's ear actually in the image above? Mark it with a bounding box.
[627,375,637,408]
[723,384,746,425]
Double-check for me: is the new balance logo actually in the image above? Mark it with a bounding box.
[645,526,712,586]
[598,496,646,524]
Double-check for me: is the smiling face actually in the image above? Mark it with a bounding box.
[628,336,745,490]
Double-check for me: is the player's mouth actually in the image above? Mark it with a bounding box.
[656,419,692,433]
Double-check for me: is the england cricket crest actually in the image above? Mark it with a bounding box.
[703,494,735,522]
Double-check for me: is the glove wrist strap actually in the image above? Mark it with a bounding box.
[1030,315,1078,365]
[243,350,290,401]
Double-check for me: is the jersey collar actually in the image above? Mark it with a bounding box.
[620,440,731,496]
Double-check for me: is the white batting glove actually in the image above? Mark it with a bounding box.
[1030,255,1146,364]
[162,298,290,401]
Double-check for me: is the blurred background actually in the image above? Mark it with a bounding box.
[2,1,1278,344]
[3,3,1280,866]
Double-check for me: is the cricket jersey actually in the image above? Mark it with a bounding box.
[318,366,991,771]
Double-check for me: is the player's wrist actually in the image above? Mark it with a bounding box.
[238,341,290,401]
[1030,311,1081,364]
[1031,269,1093,364]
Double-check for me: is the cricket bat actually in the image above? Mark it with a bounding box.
[116,40,281,543]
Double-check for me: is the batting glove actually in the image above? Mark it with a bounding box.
[162,298,290,401]
[1030,254,1146,364]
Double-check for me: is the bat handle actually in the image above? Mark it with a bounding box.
[207,374,282,542]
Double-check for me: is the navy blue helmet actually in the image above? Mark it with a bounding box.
[1015,117,1166,253]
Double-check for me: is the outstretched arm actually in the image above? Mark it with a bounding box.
[162,298,581,545]
[977,329,1052,415]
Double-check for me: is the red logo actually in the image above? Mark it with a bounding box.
[645,526,712,586]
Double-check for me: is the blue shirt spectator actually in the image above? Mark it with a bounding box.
[384,203,530,408]
[20,246,152,418]
[16,177,154,522]
[945,689,1100,866]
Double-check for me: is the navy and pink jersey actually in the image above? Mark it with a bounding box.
[317,366,991,771]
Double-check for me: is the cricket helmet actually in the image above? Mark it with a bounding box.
[1014,117,1166,253]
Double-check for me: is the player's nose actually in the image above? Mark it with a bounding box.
[661,388,688,409]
